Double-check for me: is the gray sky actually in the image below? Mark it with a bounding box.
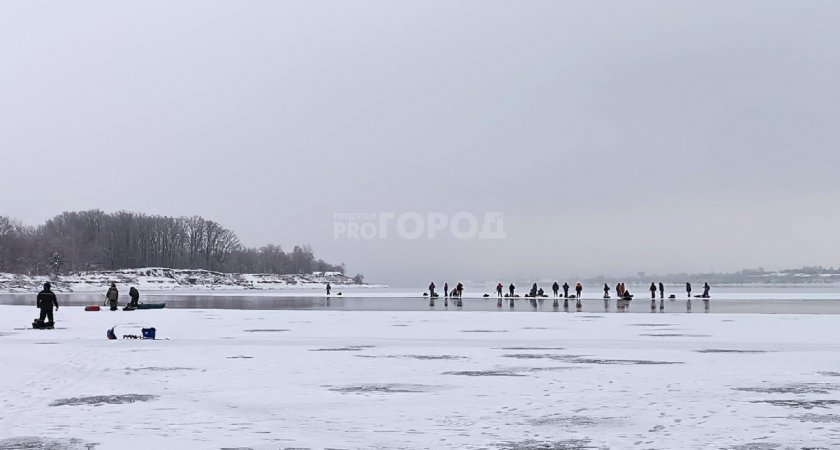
[2,1,839,285]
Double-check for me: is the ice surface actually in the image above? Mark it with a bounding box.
[1,306,839,448]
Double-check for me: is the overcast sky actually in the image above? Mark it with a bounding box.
[1,1,839,285]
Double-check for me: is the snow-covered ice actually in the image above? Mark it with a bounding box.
[1,306,839,449]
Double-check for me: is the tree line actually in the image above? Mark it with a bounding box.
[0,210,346,276]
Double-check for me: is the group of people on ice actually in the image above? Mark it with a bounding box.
[104,283,141,310]
[427,282,465,306]
[423,280,712,310]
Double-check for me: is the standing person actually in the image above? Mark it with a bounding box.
[326,283,331,296]
[444,282,449,298]
[36,282,59,326]
[686,282,692,299]
[702,282,711,298]
[552,282,560,297]
[562,282,570,298]
[456,282,464,307]
[620,282,626,298]
[659,282,665,299]
[429,282,436,297]
[603,283,610,299]
[529,283,538,307]
[509,283,515,297]
[105,283,119,311]
[575,282,583,299]
[496,283,503,298]
[649,282,657,299]
[128,286,140,307]
[615,282,622,299]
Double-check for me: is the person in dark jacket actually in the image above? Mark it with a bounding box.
[562,282,570,298]
[429,282,436,297]
[649,282,657,299]
[496,283,503,298]
[552,282,560,297]
[128,286,140,307]
[575,282,583,299]
[444,282,449,298]
[603,283,610,299]
[36,282,59,324]
[326,283,331,296]
[686,282,692,299]
[106,283,119,311]
[508,283,515,297]
[659,282,665,299]
[702,282,711,298]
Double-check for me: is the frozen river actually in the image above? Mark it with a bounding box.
[1,286,839,313]
[1,305,838,449]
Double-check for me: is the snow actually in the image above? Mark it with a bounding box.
[1,306,839,449]
[0,268,382,294]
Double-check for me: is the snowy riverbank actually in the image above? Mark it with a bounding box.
[1,306,839,449]
[0,268,380,293]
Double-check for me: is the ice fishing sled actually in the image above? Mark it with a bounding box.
[85,305,101,311]
[123,303,166,311]
[32,319,55,330]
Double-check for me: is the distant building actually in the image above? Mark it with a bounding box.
[324,271,342,276]
[311,271,324,276]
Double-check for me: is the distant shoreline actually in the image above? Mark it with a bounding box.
[0,267,383,294]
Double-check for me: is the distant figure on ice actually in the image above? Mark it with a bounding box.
[496,283,503,298]
[530,283,538,297]
[615,282,622,299]
[649,282,657,299]
[537,287,545,297]
[36,282,59,327]
[552,282,560,297]
[659,282,665,299]
[429,282,436,298]
[702,282,711,298]
[509,283,515,297]
[105,283,119,311]
[456,282,464,307]
[603,283,610,299]
[444,282,449,298]
[575,282,582,300]
[686,282,692,299]
[326,283,331,296]
[128,286,140,307]
[562,282,570,298]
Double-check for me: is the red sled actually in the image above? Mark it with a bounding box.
[85,305,101,311]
